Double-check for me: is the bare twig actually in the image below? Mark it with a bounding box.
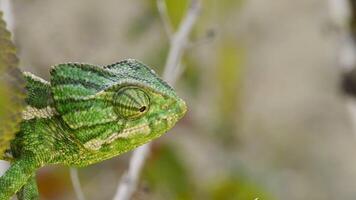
[112,144,150,200]
[162,0,201,84]
[113,1,201,200]
[70,168,86,200]
[157,0,173,40]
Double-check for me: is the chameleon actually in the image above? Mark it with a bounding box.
[0,7,187,200]
[0,58,187,200]
[0,8,186,199]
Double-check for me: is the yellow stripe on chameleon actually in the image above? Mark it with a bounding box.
[83,123,151,150]
[22,106,57,120]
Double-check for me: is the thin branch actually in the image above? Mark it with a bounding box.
[157,0,173,40]
[70,168,86,200]
[162,0,201,84]
[112,1,201,200]
[112,144,150,200]
[170,63,185,85]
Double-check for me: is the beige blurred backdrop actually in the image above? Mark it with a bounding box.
[7,0,356,199]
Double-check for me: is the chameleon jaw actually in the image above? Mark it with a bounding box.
[83,96,186,152]
[82,100,185,152]
[83,123,151,151]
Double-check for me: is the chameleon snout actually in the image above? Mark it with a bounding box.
[176,98,187,120]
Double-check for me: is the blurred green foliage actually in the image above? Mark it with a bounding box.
[214,41,245,144]
[0,11,25,159]
[181,58,201,95]
[143,144,195,200]
[165,0,189,29]
[143,144,275,200]
[208,174,275,200]
[217,41,244,116]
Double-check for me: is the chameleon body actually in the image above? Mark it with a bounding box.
[0,59,187,199]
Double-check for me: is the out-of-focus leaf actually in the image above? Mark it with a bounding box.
[143,144,195,200]
[208,174,275,200]
[218,0,244,13]
[127,0,191,40]
[0,11,25,159]
[165,0,189,30]
[217,41,243,115]
[181,57,200,95]
[214,41,244,144]
[203,0,244,16]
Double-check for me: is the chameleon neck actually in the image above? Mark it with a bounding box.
[13,116,83,165]
[14,114,125,167]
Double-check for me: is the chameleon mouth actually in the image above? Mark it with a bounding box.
[176,98,187,119]
[162,98,187,128]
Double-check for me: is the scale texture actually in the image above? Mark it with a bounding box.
[0,59,187,200]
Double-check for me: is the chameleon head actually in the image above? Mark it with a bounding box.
[103,60,187,152]
[50,59,186,157]
[109,84,187,145]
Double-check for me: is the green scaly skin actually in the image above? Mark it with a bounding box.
[0,59,187,200]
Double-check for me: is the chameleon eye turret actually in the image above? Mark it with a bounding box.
[0,59,187,200]
[113,87,150,119]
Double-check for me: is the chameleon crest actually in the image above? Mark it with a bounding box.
[0,59,187,200]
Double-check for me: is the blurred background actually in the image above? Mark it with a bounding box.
[3,0,356,199]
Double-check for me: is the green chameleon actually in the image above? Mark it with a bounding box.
[0,10,186,199]
[0,59,187,200]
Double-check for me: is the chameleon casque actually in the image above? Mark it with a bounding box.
[0,59,187,199]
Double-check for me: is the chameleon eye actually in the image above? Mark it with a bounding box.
[113,87,150,119]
